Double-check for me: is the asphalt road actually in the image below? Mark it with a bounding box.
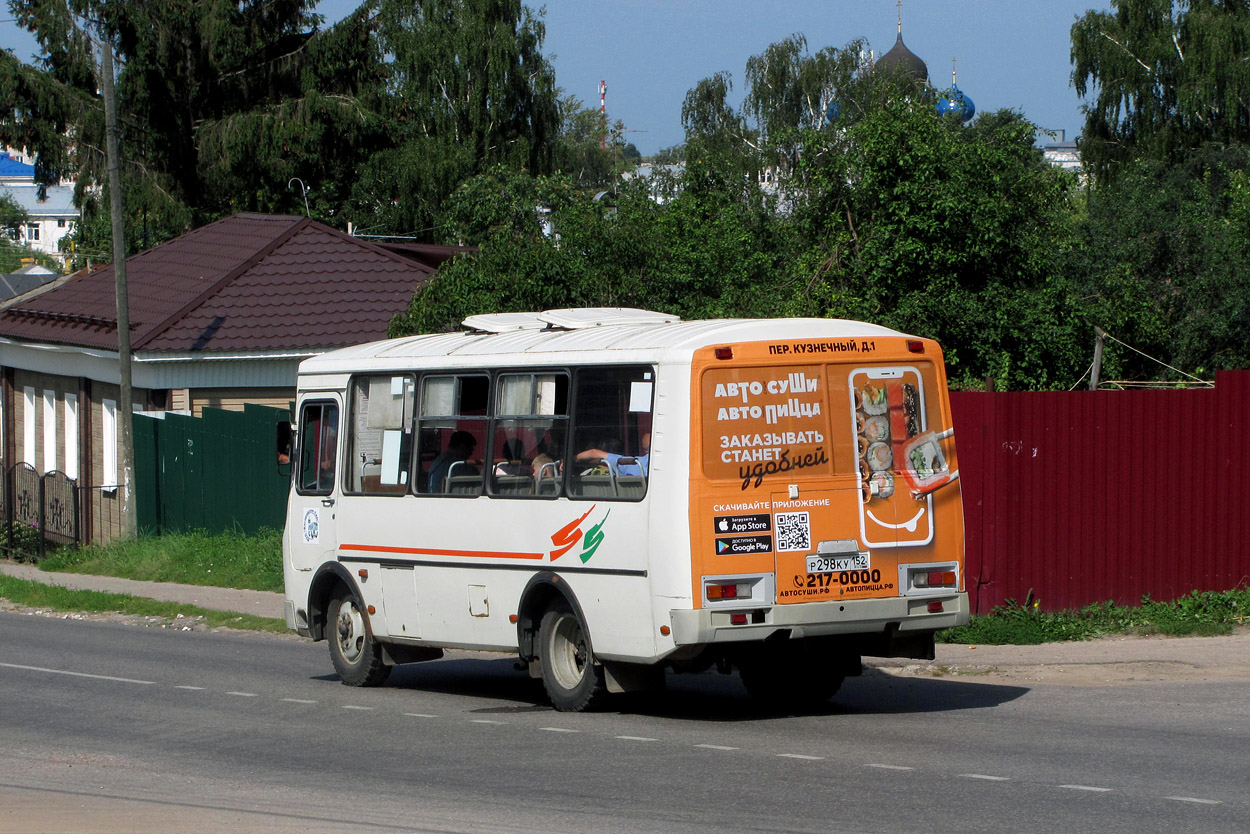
[1,612,1247,834]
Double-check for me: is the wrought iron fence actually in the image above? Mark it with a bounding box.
[0,464,80,561]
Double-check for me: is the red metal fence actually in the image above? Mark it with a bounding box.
[950,370,1250,614]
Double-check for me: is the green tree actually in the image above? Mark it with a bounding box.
[681,71,760,178]
[391,155,791,334]
[1,0,384,255]
[398,33,1089,390]
[553,96,631,190]
[1072,0,1250,179]
[0,192,27,239]
[1067,143,1250,378]
[649,144,685,165]
[349,0,559,239]
[789,101,1086,389]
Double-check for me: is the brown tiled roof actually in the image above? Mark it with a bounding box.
[0,213,443,353]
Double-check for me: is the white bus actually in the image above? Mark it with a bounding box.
[282,309,967,711]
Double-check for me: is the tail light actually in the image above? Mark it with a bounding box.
[706,581,751,600]
[702,575,769,606]
[900,563,961,596]
[913,571,957,588]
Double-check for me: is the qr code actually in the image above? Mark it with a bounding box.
[775,512,810,552]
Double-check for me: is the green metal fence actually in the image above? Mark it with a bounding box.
[134,404,290,535]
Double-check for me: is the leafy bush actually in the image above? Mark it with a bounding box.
[939,588,1250,645]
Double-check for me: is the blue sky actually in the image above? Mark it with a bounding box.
[2,0,1111,155]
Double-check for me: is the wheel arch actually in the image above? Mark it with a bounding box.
[307,561,361,642]
[516,572,592,662]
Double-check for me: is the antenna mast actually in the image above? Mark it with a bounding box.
[599,80,607,150]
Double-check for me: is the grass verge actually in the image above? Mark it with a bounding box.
[0,574,287,633]
[38,529,282,592]
[938,588,1250,645]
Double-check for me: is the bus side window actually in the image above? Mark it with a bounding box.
[296,401,338,495]
[491,372,569,499]
[568,366,653,501]
[416,375,488,496]
[347,375,415,495]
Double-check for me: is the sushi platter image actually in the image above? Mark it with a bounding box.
[854,379,922,503]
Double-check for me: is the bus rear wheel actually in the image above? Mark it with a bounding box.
[739,647,844,710]
[328,592,390,687]
[538,601,606,712]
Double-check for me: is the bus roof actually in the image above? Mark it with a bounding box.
[297,309,914,374]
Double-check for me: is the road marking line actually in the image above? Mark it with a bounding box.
[342,705,374,711]
[615,736,657,742]
[778,753,824,761]
[1060,785,1112,792]
[866,764,915,771]
[539,727,581,733]
[1165,797,1221,805]
[471,719,505,725]
[696,744,739,751]
[226,691,259,697]
[281,698,317,704]
[960,774,1010,782]
[404,713,439,718]
[0,662,154,685]
[174,685,206,691]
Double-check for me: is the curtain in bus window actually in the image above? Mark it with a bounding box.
[421,377,455,417]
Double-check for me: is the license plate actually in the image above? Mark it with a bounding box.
[806,552,870,574]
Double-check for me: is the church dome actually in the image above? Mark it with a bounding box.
[875,32,929,83]
[936,85,976,121]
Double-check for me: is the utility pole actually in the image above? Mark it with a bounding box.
[99,38,137,539]
[1089,327,1106,391]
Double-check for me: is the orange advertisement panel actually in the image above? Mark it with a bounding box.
[689,338,964,609]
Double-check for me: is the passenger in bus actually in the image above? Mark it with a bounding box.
[428,430,477,492]
[530,431,562,479]
[575,432,650,476]
[494,438,527,476]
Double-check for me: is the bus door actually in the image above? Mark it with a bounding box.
[289,396,343,573]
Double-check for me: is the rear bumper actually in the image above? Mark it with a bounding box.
[669,592,968,648]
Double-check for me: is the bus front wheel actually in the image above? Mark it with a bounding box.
[538,601,606,711]
[328,593,390,687]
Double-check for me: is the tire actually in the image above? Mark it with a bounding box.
[538,600,607,712]
[739,646,844,710]
[328,593,391,687]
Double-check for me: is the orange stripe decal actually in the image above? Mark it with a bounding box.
[340,543,545,560]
